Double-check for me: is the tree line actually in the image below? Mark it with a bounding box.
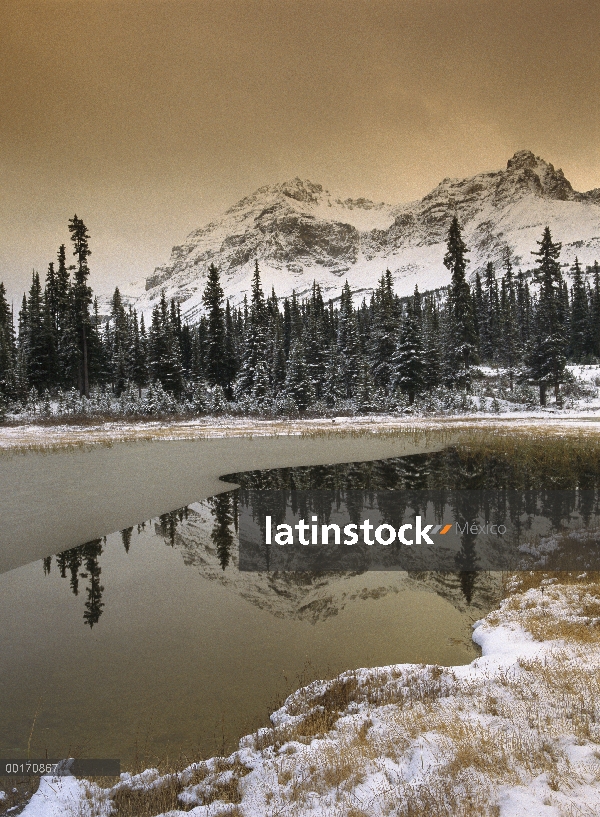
[1,214,599,416]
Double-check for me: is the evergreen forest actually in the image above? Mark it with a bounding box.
[1,214,599,420]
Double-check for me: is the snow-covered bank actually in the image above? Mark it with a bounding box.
[20,575,600,817]
[2,411,600,454]
[2,362,600,453]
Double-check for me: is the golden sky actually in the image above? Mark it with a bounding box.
[1,0,599,300]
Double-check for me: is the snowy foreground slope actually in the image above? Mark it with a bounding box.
[21,576,600,817]
[126,149,600,320]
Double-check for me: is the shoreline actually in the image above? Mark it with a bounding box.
[0,428,452,572]
[17,571,600,817]
[6,427,600,815]
[1,411,600,455]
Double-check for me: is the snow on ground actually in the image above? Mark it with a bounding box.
[3,365,600,452]
[19,576,600,816]
[2,410,600,454]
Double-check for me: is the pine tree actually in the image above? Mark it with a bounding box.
[369,270,398,392]
[443,216,476,386]
[0,282,16,397]
[569,257,588,361]
[202,263,227,387]
[68,216,93,396]
[527,226,567,405]
[284,340,314,411]
[392,298,425,404]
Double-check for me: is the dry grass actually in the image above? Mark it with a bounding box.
[90,755,251,817]
[235,572,600,815]
[0,776,40,817]
[454,428,600,484]
[2,415,600,456]
[39,572,600,816]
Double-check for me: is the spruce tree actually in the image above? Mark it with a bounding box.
[147,291,184,396]
[210,493,235,570]
[24,272,47,389]
[132,311,148,396]
[499,251,521,390]
[337,281,360,397]
[516,270,531,350]
[392,298,425,404]
[526,226,567,404]
[234,261,269,398]
[569,257,588,361]
[222,300,238,397]
[110,287,130,394]
[202,263,227,387]
[304,282,326,398]
[54,244,78,388]
[322,345,346,407]
[443,216,476,386]
[369,270,398,392]
[355,355,377,412]
[82,539,104,628]
[588,261,600,358]
[421,294,441,390]
[68,216,93,396]
[0,282,16,397]
[284,339,314,411]
[270,311,286,395]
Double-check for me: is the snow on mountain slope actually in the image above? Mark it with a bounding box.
[127,151,600,319]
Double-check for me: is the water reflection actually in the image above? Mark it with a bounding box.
[41,446,600,626]
[43,538,106,627]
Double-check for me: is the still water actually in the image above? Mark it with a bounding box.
[7,440,593,768]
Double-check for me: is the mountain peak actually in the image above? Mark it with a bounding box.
[505,149,574,199]
[278,178,324,203]
[506,149,542,171]
[137,151,600,318]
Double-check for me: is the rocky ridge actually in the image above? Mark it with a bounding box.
[130,151,600,319]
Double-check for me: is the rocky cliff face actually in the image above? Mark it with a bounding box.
[130,151,600,318]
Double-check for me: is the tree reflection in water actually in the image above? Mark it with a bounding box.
[41,446,600,625]
[43,538,106,627]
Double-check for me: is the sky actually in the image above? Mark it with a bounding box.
[1,0,599,304]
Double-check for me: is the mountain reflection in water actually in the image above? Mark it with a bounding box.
[41,447,600,626]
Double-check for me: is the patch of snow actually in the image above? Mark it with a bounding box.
[22,581,600,816]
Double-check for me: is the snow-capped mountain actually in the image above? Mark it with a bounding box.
[129,151,600,319]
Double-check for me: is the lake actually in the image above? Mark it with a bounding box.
[1,431,597,768]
